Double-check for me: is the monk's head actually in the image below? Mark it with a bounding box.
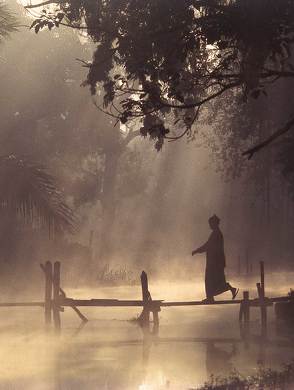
[208,214,220,230]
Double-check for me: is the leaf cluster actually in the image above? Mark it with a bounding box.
[28,0,294,150]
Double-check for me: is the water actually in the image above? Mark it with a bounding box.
[0,275,293,389]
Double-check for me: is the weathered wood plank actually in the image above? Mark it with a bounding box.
[62,298,162,307]
[59,295,291,308]
[0,296,288,309]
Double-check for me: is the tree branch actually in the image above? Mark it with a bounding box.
[243,117,294,159]
[165,106,201,141]
[160,81,241,110]
[24,0,60,9]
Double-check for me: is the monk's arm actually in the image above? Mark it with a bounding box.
[192,241,208,256]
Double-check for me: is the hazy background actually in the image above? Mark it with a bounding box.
[0,0,293,291]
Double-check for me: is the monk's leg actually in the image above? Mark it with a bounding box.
[205,270,215,302]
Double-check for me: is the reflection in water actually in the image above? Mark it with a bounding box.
[71,321,88,338]
[0,281,294,389]
[142,322,159,368]
[205,342,236,377]
[1,322,293,390]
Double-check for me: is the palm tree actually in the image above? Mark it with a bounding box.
[0,3,17,42]
[0,155,76,234]
[0,6,76,234]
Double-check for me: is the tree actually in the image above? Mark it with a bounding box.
[200,81,294,265]
[0,2,76,234]
[25,0,294,154]
[68,117,144,260]
[0,4,149,261]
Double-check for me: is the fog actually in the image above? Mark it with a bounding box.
[1,4,293,286]
[0,1,294,389]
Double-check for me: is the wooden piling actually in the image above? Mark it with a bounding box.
[260,261,265,296]
[260,261,267,333]
[44,261,53,325]
[53,261,61,331]
[140,271,150,325]
[257,282,267,334]
[243,291,250,323]
[41,262,88,325]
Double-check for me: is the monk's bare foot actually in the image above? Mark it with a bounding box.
[231,287,239,300]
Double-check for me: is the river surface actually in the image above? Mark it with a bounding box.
[0,273,294,389]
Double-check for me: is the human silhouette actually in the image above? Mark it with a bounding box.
[192,215,238,302]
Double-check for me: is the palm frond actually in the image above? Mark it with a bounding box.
[0,155,77,234]
[0,2,18,41]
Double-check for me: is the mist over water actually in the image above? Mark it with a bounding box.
[0,273,293,390]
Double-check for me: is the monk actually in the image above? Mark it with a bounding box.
[192,215,238,302]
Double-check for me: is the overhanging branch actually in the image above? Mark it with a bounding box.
[243,117,294,159]
[24,0,60,8]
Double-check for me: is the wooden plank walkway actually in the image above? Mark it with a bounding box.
[60,296,290,308]
[0,260,292,334]
[62,298,163,307]
[0,296,289,309]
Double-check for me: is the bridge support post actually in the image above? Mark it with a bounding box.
[53,261,61,332]
[44,261,53,326]
[258,261,267,336]
[140,271,150,326]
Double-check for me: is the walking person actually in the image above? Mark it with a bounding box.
[192,215,238,302]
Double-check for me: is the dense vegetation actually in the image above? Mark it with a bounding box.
[196,361,294,390]
[0,0,291,275]
[27,0,294,155]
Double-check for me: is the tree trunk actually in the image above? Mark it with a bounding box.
[99,148,120,260]
[96,125,140,262]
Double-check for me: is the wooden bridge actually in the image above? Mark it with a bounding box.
[0,261,292,333]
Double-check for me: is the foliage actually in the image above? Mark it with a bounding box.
[26,0,294,152]
[0,155,76,234]
[97,263,136,285]
[193,361,294,390]
[0,15,79,234]
[0,2,17,42]
[201,80,294,200]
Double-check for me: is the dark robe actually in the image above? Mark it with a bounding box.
[197,227,229,298]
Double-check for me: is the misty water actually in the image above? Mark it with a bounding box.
[0,272,293,390]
